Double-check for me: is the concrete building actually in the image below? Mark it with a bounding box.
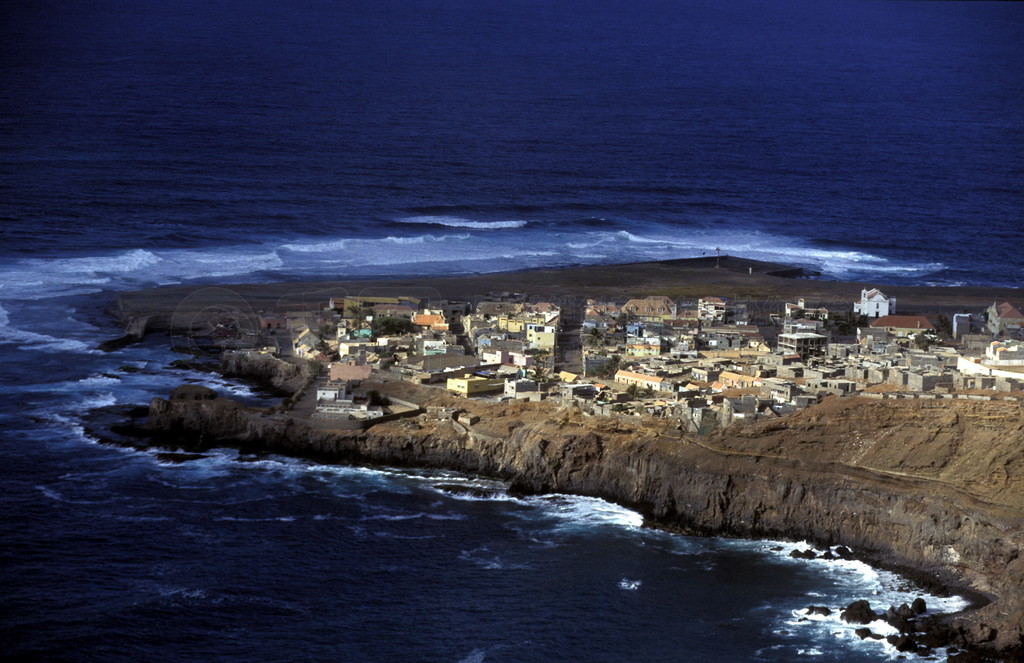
[987,302,1024,337]
[446,376,506,397]
[614,370,666,392]
[698,297,727,322]
[776,332,828,360]
[622,296,677,322]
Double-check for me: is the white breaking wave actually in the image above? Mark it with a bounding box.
[0,303,96,353]
[618,578,642,591]
[0,222,947,308]
[762,540,971,660]
[524,494,645,530]
[395,215,529,229]
[0,247,281,301]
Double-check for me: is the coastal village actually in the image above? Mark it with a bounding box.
[140,280,1024,658]
[228,287,1024,433]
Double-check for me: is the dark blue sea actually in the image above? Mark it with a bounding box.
[1,1,1020,660]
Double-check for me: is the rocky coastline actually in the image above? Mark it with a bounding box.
[135,374,1024,661]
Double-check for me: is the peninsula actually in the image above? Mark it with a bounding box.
[110,257,1024,660]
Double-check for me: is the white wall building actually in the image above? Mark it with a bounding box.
[854,288,895,318]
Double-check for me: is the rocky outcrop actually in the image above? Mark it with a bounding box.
[143,389,1024,656]
[219,351,311,394]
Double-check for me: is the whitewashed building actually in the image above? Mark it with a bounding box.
[854,288,895,318]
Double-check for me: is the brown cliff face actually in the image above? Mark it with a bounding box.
[145,392,1024,654]
[219,352,311,394]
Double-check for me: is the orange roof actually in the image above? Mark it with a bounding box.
[870,315,934,331]
[996,302,1024,321]
[412,314,445,326]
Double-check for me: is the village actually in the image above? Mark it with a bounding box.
[229,288,1024,435]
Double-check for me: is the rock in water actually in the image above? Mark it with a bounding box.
[169,384,218,400]
[841,600,878,625]
[833,546,856,560]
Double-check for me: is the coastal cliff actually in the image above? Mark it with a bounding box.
[145,386,1024,656]
[219,351,312,395]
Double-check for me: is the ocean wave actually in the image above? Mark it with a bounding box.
[523,494,645,530]
[0,304,97,353]
[618,578,642,591]
[0,246,282,301]
[762,540,971,659]
[458,546,533,571]
[0,222,964,307]
[395,215,529,230]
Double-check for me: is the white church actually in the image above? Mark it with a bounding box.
[854,288,895,318]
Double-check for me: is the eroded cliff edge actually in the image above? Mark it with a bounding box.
[145,386,1024,655]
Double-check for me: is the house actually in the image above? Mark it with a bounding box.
[258,316,287,331]
[784,298,829,320]
[476,301,522,318]
[505,379,541,400]
[328,362,373,382]
[698,297,727,322]
[987,302,1024,337]
[760,378,798,403]
[412,313,449,332]
[293,328,322,358]
[446,376,506,397]
[316,380,351,403]
[986,341,1024,364]
[718,371,759,389]
[614,370,666,392]
[869,315,934,338]
[526,323,557,350]
[371,304,417,319]
[625,342,662,357]
[854,289,895,318]
[622,296,677,322]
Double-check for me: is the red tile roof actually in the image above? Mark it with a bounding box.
[869,315,934,331]
[996,302,1024,321]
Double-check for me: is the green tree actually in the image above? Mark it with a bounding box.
[585,327,605,348]
[367,390,390,407]
[625,384,640,400]
[599,354,621,377]
[372,316,415,337]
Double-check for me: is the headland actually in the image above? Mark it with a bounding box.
[106,256,1024,660]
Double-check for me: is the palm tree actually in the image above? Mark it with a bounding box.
[585,327,604,349]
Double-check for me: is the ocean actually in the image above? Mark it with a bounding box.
[1,1,1020,660]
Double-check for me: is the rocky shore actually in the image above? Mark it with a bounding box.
[139,379,1024,660]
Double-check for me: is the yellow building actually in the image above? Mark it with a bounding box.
[625,343,662,357]
[446,376,506,397]
[526,324,557,350]
[498,313,546,333]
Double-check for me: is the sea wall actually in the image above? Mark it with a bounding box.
[144,389,1024,656]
